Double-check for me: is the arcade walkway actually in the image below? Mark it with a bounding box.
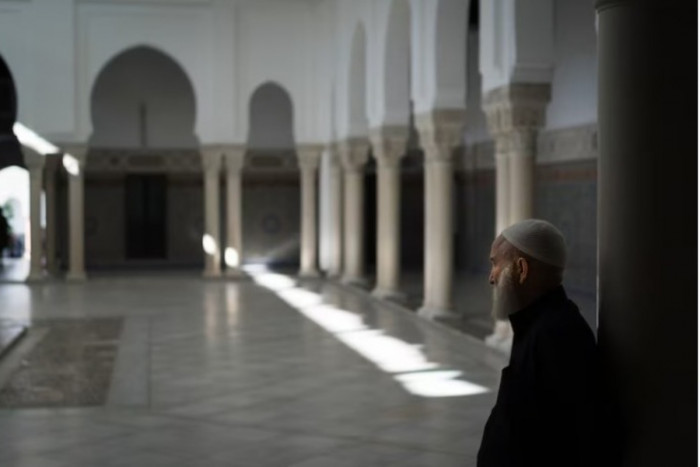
[0,272,508,467]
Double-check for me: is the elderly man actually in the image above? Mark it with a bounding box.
[477,219,596,467]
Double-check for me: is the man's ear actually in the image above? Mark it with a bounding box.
[517,257,529,284]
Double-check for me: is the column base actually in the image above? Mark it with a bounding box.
[417,305,454,320]
[371,287,406,303]
[327,269,343,280]
[298,269,321,279]
[225,268,248,279]
[341,275,369,288]
[25,272,44,283]
[66,271,87,282]
[203,269,222,279]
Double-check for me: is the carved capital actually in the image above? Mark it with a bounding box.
[201,146,223,173]
[370,126,408,169]
[59,144,88,166]
[483,83,551,138]
[338,138,370,172]
[222,144,246,173]
[415,109,465,162]
[495,129,539,157]
[296,144,323,171]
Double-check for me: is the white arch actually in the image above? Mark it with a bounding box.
[432,0,469,110]
[238,78,306,146]
[346,22,369,138]
[89,45,198,148]
[78,27,216,144]
[380,0,412,127]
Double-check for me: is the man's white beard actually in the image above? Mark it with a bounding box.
[492,265,520,321]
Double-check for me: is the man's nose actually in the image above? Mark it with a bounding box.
[489,271,495,286]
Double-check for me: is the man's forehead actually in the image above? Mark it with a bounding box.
[490,236,505,255]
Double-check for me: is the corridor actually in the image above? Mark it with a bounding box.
[0,273,507,466]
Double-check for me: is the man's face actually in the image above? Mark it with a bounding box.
[489,237,519,320]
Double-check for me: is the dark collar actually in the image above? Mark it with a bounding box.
[508,285,567,335]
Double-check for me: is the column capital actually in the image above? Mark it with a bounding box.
[496,128,539,157]
[482,83,551,137]
[21,146,45,171]
[296,144,323,170]
[415,109,465,162]
[370,126,409,168]
[222,145,246,173]
[201,146,223,173]
[59,144,88,163]
[338,138,370,172]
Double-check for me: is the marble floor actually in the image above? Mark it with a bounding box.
[353,270,597,340]
[0,270,509,467]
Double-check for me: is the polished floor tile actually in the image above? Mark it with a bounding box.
[0,271,508,466]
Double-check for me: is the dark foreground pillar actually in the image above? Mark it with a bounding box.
[595,1,697,466]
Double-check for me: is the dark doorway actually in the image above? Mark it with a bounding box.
[125,174,167,259]
[363,157,377,278]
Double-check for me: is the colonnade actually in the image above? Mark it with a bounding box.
[26,104,543,329]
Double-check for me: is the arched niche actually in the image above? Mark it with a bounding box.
[244,81,300,267]
[89,46,198,149]
[247,82,295,150]
[0,55,22,170]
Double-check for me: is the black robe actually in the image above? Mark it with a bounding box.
[477,286,596,467]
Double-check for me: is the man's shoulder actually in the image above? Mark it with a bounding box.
[535,298,595,348]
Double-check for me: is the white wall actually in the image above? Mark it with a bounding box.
[75,1,221,144]
[235,1,319,143]
[0,1,34,129]
[479,0,554,94]
[545,0,598,130]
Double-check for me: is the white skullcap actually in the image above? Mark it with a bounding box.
[500,219,567,269]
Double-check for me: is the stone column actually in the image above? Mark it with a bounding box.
[483,84,550,345]
[201,147,222,278]
[297,144,323,278]
[223,146,245,277]
[63,146,87,282]
[338,138,369,286]
[44,154,61,275]
[370,126,408,300]
[416,110,465,319]
[483,84,550,225]
[327,143,344,278]
[595,2,695,465]
[23,148,45,282]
